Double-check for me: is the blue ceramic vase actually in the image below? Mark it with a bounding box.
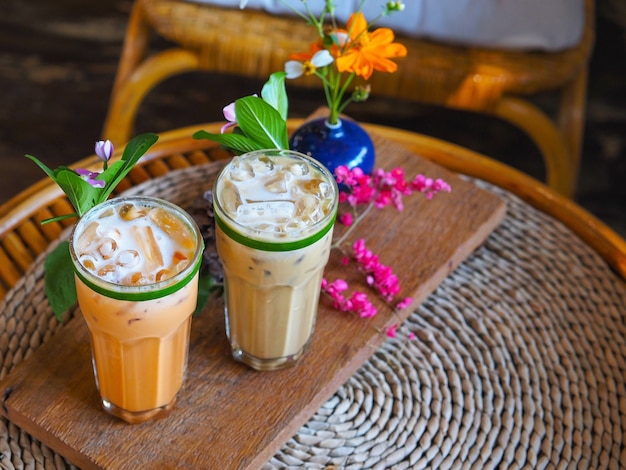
[289,117,375,177]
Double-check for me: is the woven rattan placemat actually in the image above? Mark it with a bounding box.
[1,163,625,469]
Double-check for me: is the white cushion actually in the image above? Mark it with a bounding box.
[189,0,584,51]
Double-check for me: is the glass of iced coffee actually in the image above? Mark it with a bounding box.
[69,196,204,423]
[213,149,339,371]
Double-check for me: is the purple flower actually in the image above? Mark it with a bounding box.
[95,140,114,162]
[220,102,237,133]
[220,94,260,133]
[76,168,105,188]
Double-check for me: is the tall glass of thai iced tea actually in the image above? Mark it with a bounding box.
[69,196,203,423]
[213,149,339,371]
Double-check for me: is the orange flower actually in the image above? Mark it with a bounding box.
[335,12,407,80]
[290,29,353,62]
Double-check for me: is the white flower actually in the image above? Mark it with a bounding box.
[331,31,350,48]
[284,50,334,79]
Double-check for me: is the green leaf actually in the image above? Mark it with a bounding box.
[100,132,159,200]
[193,271,219,317]
[40,213,78,225]
[52,165,78,178]
[261,72,289,121]
[122,132,160,165]
[25,134,157,218]
[44,242,77,321]
[97,160,125,187]
[192,130,262,154]
[24,154,57,181]
[23,157,86,218]
[55,169,100,217]
[235,97,289,150]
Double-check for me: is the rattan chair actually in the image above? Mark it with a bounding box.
[101,0,594,198]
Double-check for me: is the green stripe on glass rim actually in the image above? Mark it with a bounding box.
[215,211,337,252]
[73,254,203,302]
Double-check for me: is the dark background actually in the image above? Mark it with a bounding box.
[1,0,624,237]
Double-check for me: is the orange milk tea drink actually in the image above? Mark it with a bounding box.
[213,149,339,371]
[69,196,203,423]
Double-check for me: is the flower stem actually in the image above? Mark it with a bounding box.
[332,202,375,250]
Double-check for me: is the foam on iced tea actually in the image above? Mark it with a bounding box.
[218,154,336,240]
[74,201,197,286]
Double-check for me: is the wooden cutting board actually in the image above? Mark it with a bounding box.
[0,130,506,469]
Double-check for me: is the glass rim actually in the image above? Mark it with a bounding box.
[69,196,204,302]
[212,149,339,252]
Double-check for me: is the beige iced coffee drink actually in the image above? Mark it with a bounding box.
[213,149,338,371]
[70,196,203,423]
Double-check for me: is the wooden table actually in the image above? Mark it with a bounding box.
[0,121,625,469]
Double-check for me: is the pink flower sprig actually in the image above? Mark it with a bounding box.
[321,239,414,337]
[386,323,416,340]
[321,278,378,318]
[324,165,450,340]
[335,165,452,218]
[353,238,401,302]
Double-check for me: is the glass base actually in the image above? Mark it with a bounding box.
[101,396,177,424]
[231,345,308,371]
